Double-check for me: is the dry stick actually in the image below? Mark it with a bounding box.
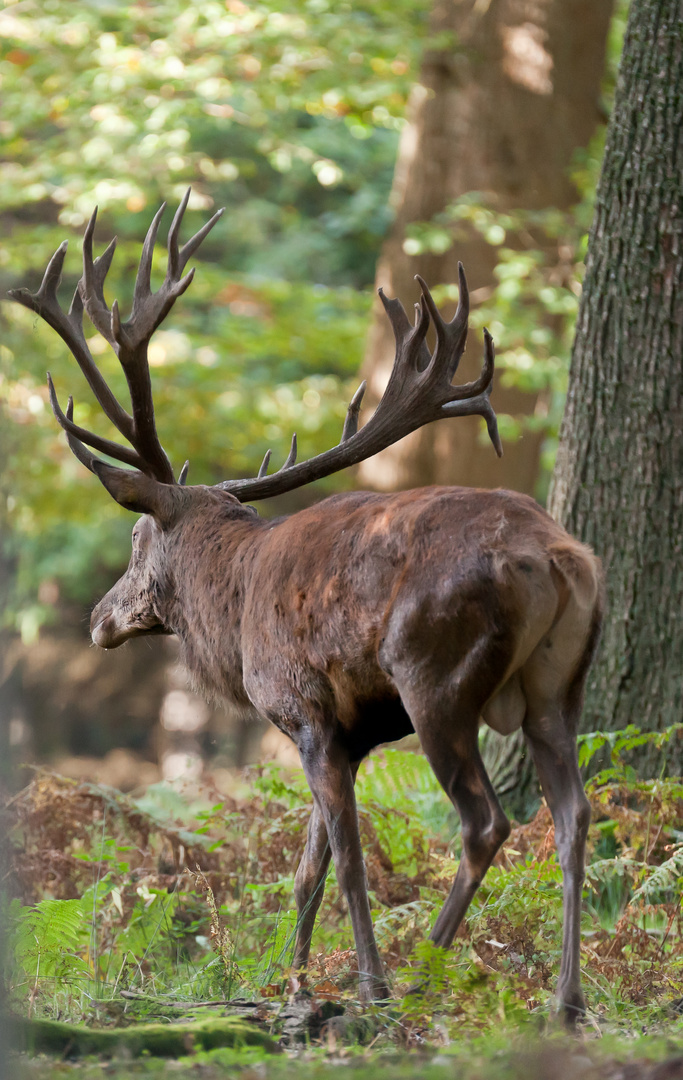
[119,990,261,1008]
[657,896,683,960]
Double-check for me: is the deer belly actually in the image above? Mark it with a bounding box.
[481,671,526,736]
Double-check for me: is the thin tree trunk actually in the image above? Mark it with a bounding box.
[549,0,683,773]
[360,0,614,494]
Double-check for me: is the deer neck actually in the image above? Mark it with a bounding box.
[164,511,266,707]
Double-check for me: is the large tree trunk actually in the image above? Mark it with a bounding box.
[548,0,683,773]
[360,0,614,494]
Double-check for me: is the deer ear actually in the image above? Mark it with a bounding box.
[91,460,183,527]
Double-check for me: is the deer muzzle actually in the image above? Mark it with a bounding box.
[90,588,168,648]
[90,609,125,649]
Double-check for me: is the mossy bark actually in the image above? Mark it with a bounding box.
[11,1014,278,1058]
[548,0,683,770]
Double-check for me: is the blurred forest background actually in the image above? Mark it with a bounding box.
[0,0,627,792]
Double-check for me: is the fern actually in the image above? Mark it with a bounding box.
[578,722,683,771]
[372,899,435,948]
[358,749,454,834]
[630,845,683,904]
[357,749,440,807]
[585,856,642,887]
[11,897,91,990]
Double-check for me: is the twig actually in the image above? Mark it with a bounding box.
[119,990,261,1008]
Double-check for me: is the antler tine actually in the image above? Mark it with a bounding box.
[9,241,70,328]
[38,239,69,302]
[64,396,98,474]
[416,265,469,383]
[167,188,191,279]
[258,449,272,478]
[280,434,298,470]
[9,241,67,326]
[378,288,432,372]
[110,192,224,355]
[80,207,118,343]
[168,189,225,282]
[47,374,144,470]
[9,239,135,439]
[132,201,166,313]
[454,261,469,331]
[176,210,226,279]
[440,324,496,404]
[442,365,503,458]
[341,381,366,443]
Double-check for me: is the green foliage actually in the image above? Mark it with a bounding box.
[1,0,426,240]
[403,193,594,501]
[579,723,683,780]
[356,747,456,867]
[577,725,683,934]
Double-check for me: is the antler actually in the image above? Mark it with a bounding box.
[9,190,223,484]
[217,264,502,502]
[11,196,501,507]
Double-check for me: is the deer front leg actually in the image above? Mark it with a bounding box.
[292,804,331,973]
[293,762,361,973]
[298,737,388,1002]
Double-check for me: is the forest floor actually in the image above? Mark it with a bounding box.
[10,1036,683,1080]
[3,725,683,1076]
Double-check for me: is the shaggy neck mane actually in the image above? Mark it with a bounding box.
[164,507,266,707]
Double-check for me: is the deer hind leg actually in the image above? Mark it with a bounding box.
[292,761,361,973]
[389,635,513,952]
[522,692,592,1026]
[297,735,388,1002]
[523,715,590,1025]
[521,603,600,1025]
[420,725,510,949]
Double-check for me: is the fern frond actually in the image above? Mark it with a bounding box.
[630,846,683,904]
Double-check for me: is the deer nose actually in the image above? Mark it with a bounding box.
[91,610,120,649]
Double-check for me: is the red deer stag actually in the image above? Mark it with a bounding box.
[11,193,603,1022]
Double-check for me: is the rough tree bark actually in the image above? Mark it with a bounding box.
[548,0,683,773]
[360,0,614,494]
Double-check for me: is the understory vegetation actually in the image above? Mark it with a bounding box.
[4,724,683,1074]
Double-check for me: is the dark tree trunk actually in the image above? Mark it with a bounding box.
[359,0,614,494]
[549,0,683,773]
